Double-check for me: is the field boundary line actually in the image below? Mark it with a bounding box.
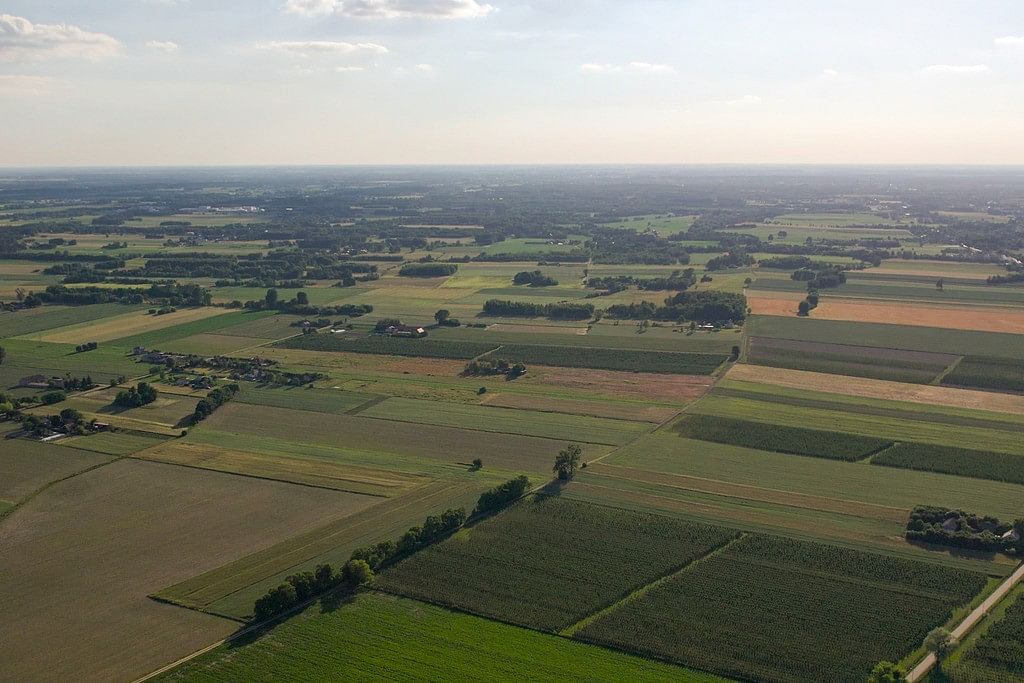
[907,561,1024,682]
[558,532,746,637]
[0,456,121,523]
[127,454,391,498]
[344,394,389,415]
[932,354,965,385]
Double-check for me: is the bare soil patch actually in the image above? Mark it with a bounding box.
[811,299,1024,334]
[529,366,713,402]
[0,459,360,683]
[748,294,806,316]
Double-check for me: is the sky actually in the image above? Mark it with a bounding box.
[1,0,1023,166]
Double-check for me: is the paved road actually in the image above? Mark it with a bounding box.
[907,561,1024,681]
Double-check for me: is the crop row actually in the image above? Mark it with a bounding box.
[676,413,891,461]
[954,592,1024,680]
[376,496,738,632]
[943,356,1024,393]
[873,442,1024,485]
[485,344,727,375]
[277,333,499,359]
[578,534,988,683]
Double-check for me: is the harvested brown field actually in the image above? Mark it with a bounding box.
[202,403,610,472]
[0,459,366,682]
[747,293,807,316]
[0,437,113,504]
[727,364,1024,415]
[481,392,680,423]
[807,299,1024,334]
[28,306,230,343]
[528,366,714,402]
[135,439,429,496]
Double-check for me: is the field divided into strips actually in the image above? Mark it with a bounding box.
[59,431,170,456]
[111,309,277,348]
[483,344,728,375]
[692,393,1024,456]
[480,392,681,422]
[377,496,739,632]
[37,386,201,433]
[674,413,891,461]
[134,434,432,496]
[0,459,363,683]
[949,586,1024,682]
[746,315,1024,359]
[18,306,234,344]
[359,396,651,445]
[873,443,1024,486]
[152,592,724,683]
[944,355,1024,393]
[0,432,114,505]
[722,365,1024,416]
[753,276,1024,306]
[200,403,610,473]
[746,336,956,383]
[431,322,742,353]
[277,333,500,359]
[0,303,145,339]
[155,478,491,620]
[577,534,989,683]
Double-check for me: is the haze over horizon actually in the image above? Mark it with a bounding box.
[2,0,1023,166]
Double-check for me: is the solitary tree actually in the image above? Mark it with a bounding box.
[553,444,582,481]
[936,278,944,291]
[434,309,450,324]
[924,627,958,661]
[867,661,907,683]
[265,288,279,307]
[295,291,309,305]
[797,300,811,316]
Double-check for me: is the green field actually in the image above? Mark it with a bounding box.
[113,310,276,348]
[484,344,728,375]
[873,442,1024,486]
[59,431,169,456]
[746,316,1024,359]
[674,413,891,461]
[0,304,145,339]
[278,333,499,359]
[235,386,380,414]
[943,356,1024,393]
[948,587,1024,682]
[377,496,738,632]
[578,534,987,683]
[154,592,726,683]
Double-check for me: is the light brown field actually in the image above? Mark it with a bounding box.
[747,294,808,316]
[0,458,369,682]
[529,366,714,402]
[481,392,680,423]
[135,439,429,496]
[0,436,112,504]
[486,323,587,335]
[28,306,230,343]
[727,363,1024,415]
[815,299,1024,333]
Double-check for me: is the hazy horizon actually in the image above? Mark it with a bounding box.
[2,1,1023,166]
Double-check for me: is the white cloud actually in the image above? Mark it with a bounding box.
[923,64,989,74]
[334,65,365,72]
[413,63,434,72]
[0,73,58,96]
[823,68,838,77]
[145,40,179,52]
[283,0,495,19]
[0,14,121,61]
[257,40,389,56]
[580,61,674,75]
[723,94,762,106]
[628,61,674,74]
[994,35,1024,46]
[580,63,620,73]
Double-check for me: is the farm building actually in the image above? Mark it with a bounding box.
[388,325,428,338]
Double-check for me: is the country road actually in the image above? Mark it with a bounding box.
[907,561,1024,682]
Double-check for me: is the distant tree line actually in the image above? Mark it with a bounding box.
[191,383,239,423]
[513,270,559,287]
[463,358,526,380]
[113,382,157,408]
[482,299,595,320]
[398,263,458,277]
[253,559,374,622]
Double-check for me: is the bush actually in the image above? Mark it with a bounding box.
[513,270,559,287]
[192,383,239,423]
[474,476,530,515]
[40,390,67,405]
[113,382,157,408]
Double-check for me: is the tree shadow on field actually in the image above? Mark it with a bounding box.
[534,479,566,502]
[319,590,356,615]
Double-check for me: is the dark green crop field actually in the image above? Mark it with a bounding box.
[873,442,1024,485]
[943,356,1024,393]
[674,413,891,461]
[579,534,988,683]
[277,333,500,359]
[484,344,728,375]
[951,590,1024,681]
[746,316,1024,359]
[377,496,738,632]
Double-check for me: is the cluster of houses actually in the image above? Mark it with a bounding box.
[383,324,428,338]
